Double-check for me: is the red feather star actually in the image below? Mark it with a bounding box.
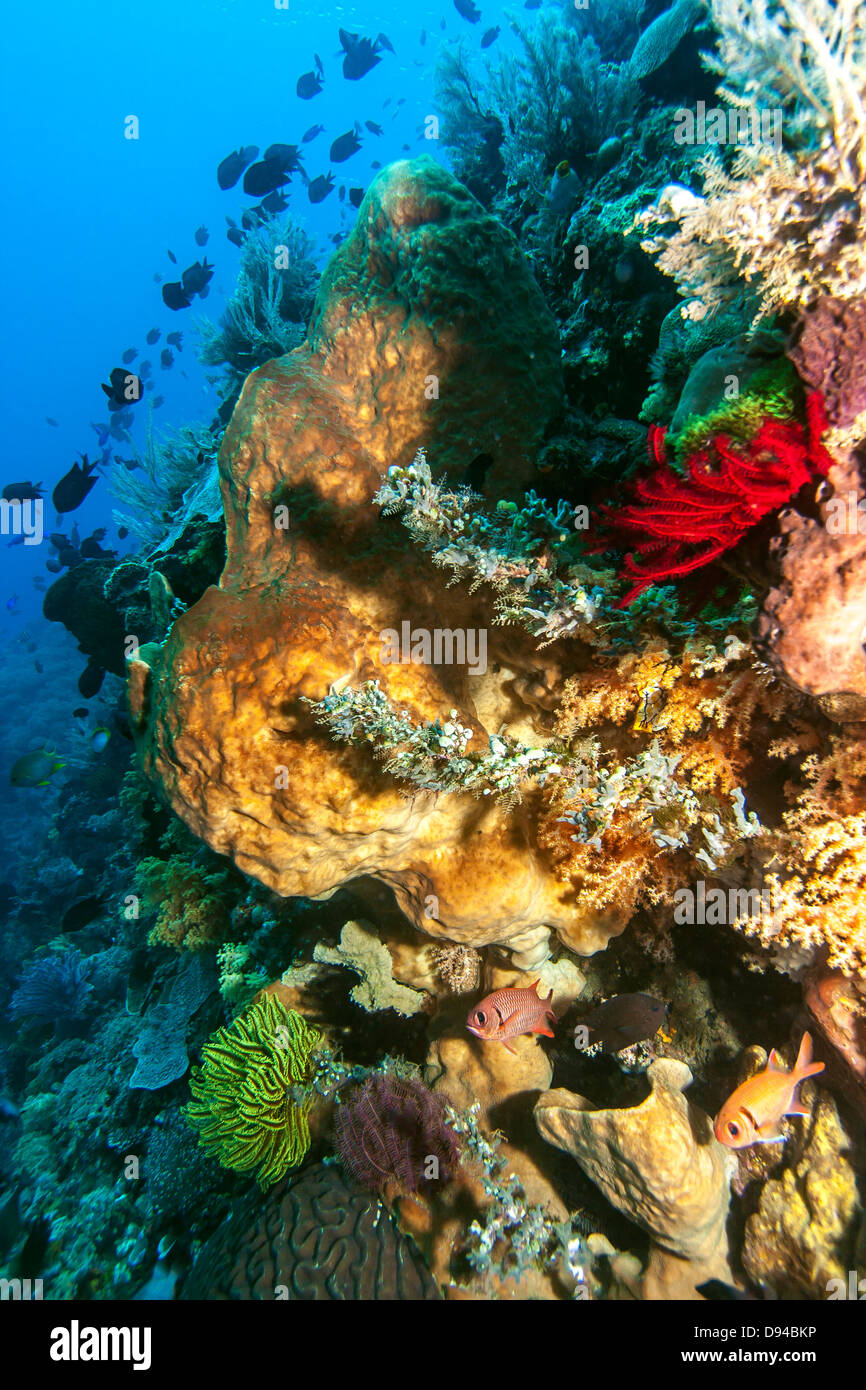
[590,391,834,606]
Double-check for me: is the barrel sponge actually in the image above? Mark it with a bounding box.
[186,995,322,1188]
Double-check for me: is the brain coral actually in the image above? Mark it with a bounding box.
[180,1161,442,1300]
[128,157,629,962]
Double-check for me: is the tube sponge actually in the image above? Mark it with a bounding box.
[186,994,322,1188]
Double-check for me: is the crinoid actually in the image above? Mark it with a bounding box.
[590,392,833,605]
[333,1072,462,1195]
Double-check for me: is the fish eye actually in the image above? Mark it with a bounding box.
[475,1011,486,1025]
[727,1122,740,1137]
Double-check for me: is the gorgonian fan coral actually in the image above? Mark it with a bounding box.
[10,949,93,1024]
[591,391,833,604]
[333,1073,462,1196]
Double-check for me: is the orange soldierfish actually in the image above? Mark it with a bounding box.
[466,980,556,1055]
[713,1032,825,1149]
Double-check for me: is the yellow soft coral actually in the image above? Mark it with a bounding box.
[139,855,233,950]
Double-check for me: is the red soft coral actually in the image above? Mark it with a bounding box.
[591,391,833,606]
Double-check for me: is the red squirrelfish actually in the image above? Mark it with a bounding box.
[713,1032,825,1149]
[466,981,556,1055]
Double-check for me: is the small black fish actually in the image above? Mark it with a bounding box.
[349,186,364,208]
[364,120,383,136]
[241,206,268,231]
[73,707,89,718]
[166,332,182,349]
[454,0,481,21]
[243,157,292,196]
[260,187,289,214]
[101,367,142,410]
[161,348,174,369]
[45,416,59,426]
[162,281,192,311]
[181,259,215,296]
[121,348,138,364]
[338,185,346,201]
[577,993,668,1053]
[302,123,325,143]
[146,327,160,345]
[80,533,115,559]
[78,662,105,699]
[117,526,129,539]
[138,360,152,379]
[227,227,245,248]
[371,160,382,169]
[167,249,177,264]
[330,127,362,162]
[2,481,42,501]
[152,395,164,409]
[339,28,383,80]
[53,456,99,514]
[217,145,259,189]
[264,142,302,173]
[307,172,335,203]
[481,25,500,46]
[297,70,323,99]
[194,224,209,246]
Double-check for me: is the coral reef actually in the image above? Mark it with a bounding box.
[179,1162,442,1300]
[535,1059,735,1298]
[186,994,321,1188]
[788,296,866,430]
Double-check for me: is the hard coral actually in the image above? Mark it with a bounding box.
[333,1072,462,1196]
[186,994,321,1188]
[591,393,833,605]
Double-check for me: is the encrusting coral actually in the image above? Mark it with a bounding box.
[186,994,321,1188]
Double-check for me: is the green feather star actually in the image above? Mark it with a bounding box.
[186,993,322,1188]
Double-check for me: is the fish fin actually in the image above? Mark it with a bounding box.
[785,1105,811,1118]
[545,987,554,1004]
[767,1048,784,1071]
[793,1031,815,1075]
[751,1131,786,1145]
[528,978,540,994]
[536,1027,555,1039]
[500,1039,518,1056]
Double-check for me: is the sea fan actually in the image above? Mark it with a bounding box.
[333,1073,462,1195]
[10,949,93,1023]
